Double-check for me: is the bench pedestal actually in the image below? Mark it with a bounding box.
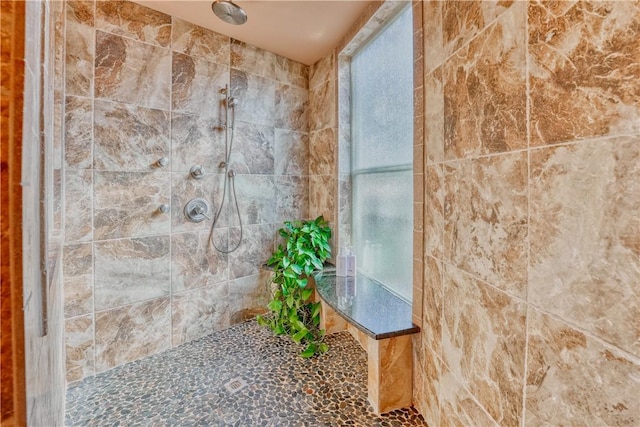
[318,297,414,415]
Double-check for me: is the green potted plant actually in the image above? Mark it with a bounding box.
[257,216,332,358]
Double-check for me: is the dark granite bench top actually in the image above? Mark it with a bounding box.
[314,268,420,340]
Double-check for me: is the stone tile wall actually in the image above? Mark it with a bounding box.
[414,1,640,426]
[313,1,639,425]
[62,0,310,383]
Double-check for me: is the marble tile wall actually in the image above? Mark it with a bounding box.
[311,0,640,425]
[309,54,338,259]
[411,1,640,426]
[61,0,310,383]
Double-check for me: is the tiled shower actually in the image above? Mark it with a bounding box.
[5,0,639,425]
[61,0,316,382]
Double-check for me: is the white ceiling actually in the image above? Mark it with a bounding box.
[132,0,374,66]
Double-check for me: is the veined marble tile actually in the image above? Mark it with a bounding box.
[65,315,94,383]
[276,175,309,223]
[64,95,93,169]
[274,129,309,176]
[95,1,171,48]
[338,123,351,175]
[444,151,528,297]
[234,174,276,225]
[337,58,350,130]
[94,100,170,171]
[95,31,171,110]
[228,122,274,175]
[309,53,334,90]
[309,78,336,132]
[95,297,171,372]
[413,343,441,427]
[63,243,93,318]
[338,175,351,225]
[309,175,337,224]
[230,69,276,127]
[310,128,336,176]
[274,56,308,89]
[171,284,230,347]
[423,1,443,75]
[171,172,227,233]
[228,223,274,279]
[274,83,309,133]
[171,112,225,173]
[65,1,94,97]
[422,256,442,356]
[172,17,229,65]
[172,52,229,115]
[442,265,526,426]
[526,308,640,426]
[171,229,229,293]
[64,169,93,243]
[443,2,527,160]
[439,363,499,427]
[230,39,276,81]
[94,235,170,310]
[529,136,640,356]
[424,68,443,165]
[229,272,271,324]
[93,171,171,240]
[529,1,640,146]
[442,1,516,60]
[424,164,444,259]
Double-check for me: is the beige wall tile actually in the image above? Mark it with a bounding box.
[95,31,171,110]
[95,1,171,47]
[93,100,170,171]
[65,315,95,383]
[172,17,230,65]
[526,308,640,425]
[443,3,527,160]
[171,284,230,346]
[442,265,526,426]
[529,1,640,146]
[444,152,528,297]
[95,297,171,372]
[529,136,640,356]
[94,235,170,310]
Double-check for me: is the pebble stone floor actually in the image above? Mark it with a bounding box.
[65,320,427,426]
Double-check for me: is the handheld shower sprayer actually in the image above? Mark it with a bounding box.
[209,85,243,254]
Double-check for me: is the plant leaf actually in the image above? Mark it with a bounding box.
[300,344,316,358]
[301,288,313,301]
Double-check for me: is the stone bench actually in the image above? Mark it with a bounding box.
[312,269,420,415]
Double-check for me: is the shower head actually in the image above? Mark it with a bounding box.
[211,1,247,25]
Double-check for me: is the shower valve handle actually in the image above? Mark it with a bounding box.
[193,204,210,220]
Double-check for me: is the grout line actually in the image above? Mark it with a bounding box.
[522,5,531,426]
[90,0,97,380]
[168,17,174,350]
[436,257,640,365]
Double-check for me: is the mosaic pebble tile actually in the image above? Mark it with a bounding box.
[66,320,426,426]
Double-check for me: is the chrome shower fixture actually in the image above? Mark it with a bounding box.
[211,1,247,25]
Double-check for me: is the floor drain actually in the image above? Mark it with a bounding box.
[224,377,248,394]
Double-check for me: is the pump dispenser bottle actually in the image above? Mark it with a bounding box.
[336,246,348,277]
[346,246,356,276]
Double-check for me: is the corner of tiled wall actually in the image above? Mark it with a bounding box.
[61,0,311,384]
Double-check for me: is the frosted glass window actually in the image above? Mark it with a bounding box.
[350,5,413,301]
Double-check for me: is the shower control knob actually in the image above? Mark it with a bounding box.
[158,204,170,214]
[190,165,205,180]
[184,198,210,223]
[156,157,169,167]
